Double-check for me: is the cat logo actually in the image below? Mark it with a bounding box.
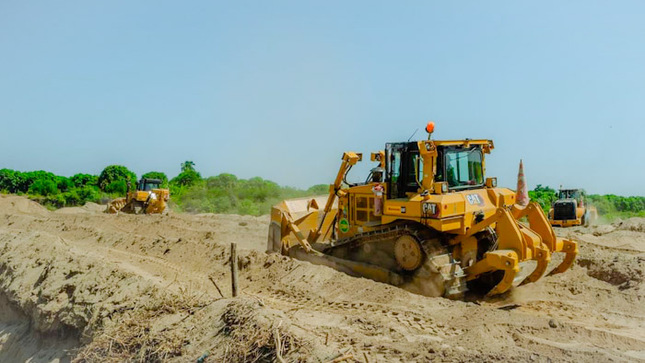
[466,194,485,206]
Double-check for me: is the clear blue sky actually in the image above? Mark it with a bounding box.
[1,1,643,196]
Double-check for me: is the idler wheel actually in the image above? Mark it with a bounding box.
[394,235,423,271]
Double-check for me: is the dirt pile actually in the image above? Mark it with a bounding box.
[0,194,643,362]
[615,217,645,233]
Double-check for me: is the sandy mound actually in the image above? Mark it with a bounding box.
[82,202,105,213]
[615,217,645,233]
[54,202,106,215]
[0,194,49,216]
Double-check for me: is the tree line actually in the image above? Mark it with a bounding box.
[1,165,642,218]
[0,161,327,215]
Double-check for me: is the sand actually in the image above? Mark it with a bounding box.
[0,194,643,362]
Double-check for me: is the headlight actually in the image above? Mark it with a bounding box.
[434,182,449,194]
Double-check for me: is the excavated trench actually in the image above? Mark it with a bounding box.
[0,291,79,362]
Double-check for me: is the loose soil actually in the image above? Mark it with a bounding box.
[0,195,643,362]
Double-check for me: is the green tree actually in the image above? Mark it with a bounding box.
[206,173,238,190]
[142,171,169,187]
[56,176,73,193]
[0,169,21,193]
[76,186,101,203]
[181,161,196,172]
[21,171,58,193]
[236,177,280,202]
[172,162,201,187]
[28,179,58,196]
[105,180,128,194]
[70,173,98,188]
[528,184,557,213]
[98,165,136,192]
[171,170,201,187]
[307,184,329,195]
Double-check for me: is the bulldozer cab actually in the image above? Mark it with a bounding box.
[137,178,162,192]
[385,142,486,199]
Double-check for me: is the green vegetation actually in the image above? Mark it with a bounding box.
[529,185,645,221]
[0,162,328,215]
[171,161,201,187]
[98,165,137,193]
[587,194,645,220]
[0,166,162,209]
[169,171,328,215]
[528,184,558,213]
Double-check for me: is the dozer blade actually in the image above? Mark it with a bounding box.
[105,198,127,214]
[269,195,337,252]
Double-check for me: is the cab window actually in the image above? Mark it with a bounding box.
[444,148,483,188]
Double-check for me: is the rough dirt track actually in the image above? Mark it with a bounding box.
[0,194,643,362]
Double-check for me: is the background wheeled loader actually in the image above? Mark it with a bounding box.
[106,178,169,214]
[549,188,597,227]
[268,123,578,299]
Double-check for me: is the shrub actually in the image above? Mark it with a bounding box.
[307,184,329,195]
[77,186,101,203]
[238,199,260,216]
[528,184,557,213]
[71,173,98,188]
[28,179,58,196]
[171,170,201,187]
[0,169,21,193]
[98,165,136,192]
[105,180,128,195]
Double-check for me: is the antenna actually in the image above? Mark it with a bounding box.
[407,128,419,142]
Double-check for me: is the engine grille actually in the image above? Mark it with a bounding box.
[553,202,576,220]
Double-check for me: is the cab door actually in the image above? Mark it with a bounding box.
[385,142,421,199]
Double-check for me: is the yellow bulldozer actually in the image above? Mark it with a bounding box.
[549,188,598,227]
[106,178,170,214]
[268,123,578,298]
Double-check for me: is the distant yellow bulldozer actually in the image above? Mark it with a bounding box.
[106,178,169,214]
[549,188,598,227]
[268,123,577,298]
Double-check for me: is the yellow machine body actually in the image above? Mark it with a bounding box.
[269,137,578,298]
[106,178,169,215]
[548,188,597,227]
